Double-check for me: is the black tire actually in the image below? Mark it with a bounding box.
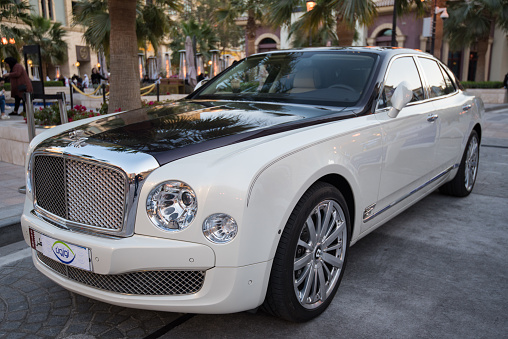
[440,130,480,197]
[262,182,351,322]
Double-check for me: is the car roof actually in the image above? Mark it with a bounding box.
[250,46,431,59]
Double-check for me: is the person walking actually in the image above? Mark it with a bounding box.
[4,56,33,116]
[91,68,107,94]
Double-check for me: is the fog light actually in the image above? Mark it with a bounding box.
[203,213,238,243]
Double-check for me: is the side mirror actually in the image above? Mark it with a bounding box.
[194,79,209,91]
[388,81,413,118]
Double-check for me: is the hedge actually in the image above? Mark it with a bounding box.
[461,81,504,89]
[3,81,64,91]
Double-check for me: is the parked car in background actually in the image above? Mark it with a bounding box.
[21,47,483,322]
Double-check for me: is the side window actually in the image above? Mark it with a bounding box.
[419,57,449,98]
[378,57,424,109]
[439,64,457,94]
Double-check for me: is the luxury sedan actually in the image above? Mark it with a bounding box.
[21,47,483,322]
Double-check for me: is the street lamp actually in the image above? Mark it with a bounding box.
[306,0,316,47]
[430,2,448,55]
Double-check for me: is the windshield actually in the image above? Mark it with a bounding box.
[194,51,378,107]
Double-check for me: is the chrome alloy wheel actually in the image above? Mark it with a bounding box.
[293,200,347,309]
[465,135,479,192]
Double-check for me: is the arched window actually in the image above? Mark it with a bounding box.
[258,38,277,53]
[375,29,393,47]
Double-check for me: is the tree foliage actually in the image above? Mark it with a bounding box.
[444,0,508,50]
[0,0,32,60]
[23,15,68,69]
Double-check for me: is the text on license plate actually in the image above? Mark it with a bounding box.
[29,228,92,272]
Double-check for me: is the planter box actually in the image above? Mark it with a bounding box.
[465,88,508,104]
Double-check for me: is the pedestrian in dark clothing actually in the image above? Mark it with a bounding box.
[504,72,508,89]
[4,56,33,115]
[91,68,107,94]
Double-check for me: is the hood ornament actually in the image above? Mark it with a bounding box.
[68,129,88,148]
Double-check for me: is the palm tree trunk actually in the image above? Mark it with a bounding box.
[108,0,140,112]
[246,9,257,56]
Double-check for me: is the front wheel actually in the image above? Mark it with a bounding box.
[263,182,350,322]
[440,130,480,197]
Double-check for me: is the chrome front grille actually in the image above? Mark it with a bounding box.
[37,252,206,295]
[33,155,127,233]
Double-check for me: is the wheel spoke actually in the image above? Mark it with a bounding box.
[320,202,333,240]
[295,264,311,287]
[298,239,313,252]
[322,220,345,248]
[322,252,343,269]
[317,265,326,300]
[323,241,342,253]
[305,216,318,247]
[301,266,315,303]
[294,252,312,270]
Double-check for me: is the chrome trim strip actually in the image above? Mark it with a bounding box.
[30,142,159,238]
[363,164,459,223]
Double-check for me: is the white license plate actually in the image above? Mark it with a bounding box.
[29,228,92,272]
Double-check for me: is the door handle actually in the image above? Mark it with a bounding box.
[427,114,439,122]
[462,104,472,111]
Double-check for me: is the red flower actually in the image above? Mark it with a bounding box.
[68,118,73,122]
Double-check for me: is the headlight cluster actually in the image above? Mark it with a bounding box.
[146,181,197,231]
[146,181,238,243]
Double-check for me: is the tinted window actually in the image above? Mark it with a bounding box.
[378,57,424,109]
[195,52,378,107]
[439,64,457,94]
[419,57,448,98]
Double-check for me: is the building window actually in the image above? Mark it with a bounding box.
[40,0,54,20]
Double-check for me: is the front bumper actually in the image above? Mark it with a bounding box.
[21,209,272,313]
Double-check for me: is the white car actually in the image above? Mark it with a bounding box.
[21,47,483,322]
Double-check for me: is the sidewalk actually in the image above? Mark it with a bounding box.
[0,161,25,228]
[1,103,508,230]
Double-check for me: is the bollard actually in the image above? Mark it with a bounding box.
[24,92,36,142]
[157,82,160,102]
[102,83,106,104]
[70,84,74,109]
[57,92,68,124]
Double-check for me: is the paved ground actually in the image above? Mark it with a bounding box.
[0,104,507,338]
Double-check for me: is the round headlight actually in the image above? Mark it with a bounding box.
[203,213,238,244]
[146,181,197,231]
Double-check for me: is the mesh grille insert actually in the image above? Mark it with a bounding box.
[34,156,66,218]
[37,252,206,295]
[33,155,127,232]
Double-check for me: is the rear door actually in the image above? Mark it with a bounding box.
[417,57,473,171]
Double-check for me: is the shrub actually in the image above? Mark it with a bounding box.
[461,81,504,89]
[26,103,112,126]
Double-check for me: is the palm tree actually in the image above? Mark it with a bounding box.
[168,18,219,67]
[0,0,32,61]
[75,0,181,112]
[23,15,68,77]
[444,0,508,81]
[268,0,378,47]
[72,0,110,57]
[216,0,267,56]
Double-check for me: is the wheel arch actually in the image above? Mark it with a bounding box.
[315,174,356,237]
[473,123,482,143]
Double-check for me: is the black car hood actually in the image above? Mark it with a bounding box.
[41,100,355,165]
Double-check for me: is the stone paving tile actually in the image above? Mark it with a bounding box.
[0,257,183,338]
